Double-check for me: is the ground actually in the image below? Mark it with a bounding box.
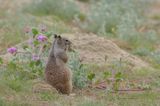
[0,0,160,106]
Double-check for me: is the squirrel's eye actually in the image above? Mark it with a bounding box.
[65,40,68,42]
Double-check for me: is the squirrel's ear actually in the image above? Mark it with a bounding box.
[58,35,61,39]
[54,34,58,38]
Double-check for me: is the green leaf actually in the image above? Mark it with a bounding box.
[115,72,123,82]
[23,45,29,50]
[103,71,111,79]
[113,82,119,91]
[35,60,42,66]
[79,64,84,69]
[8,61,17,70]
[33,40,40,46]
[29,61,35,68]
[87,73,95,81]
[43,44,47,49]
[32,28,38,37]
[44,31,53,38]
[0,57,3,65]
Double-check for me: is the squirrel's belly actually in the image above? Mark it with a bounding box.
[45,68,68,85]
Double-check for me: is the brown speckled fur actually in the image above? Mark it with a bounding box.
[45,35,72,94]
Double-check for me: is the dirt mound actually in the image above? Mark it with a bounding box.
[1,33,150,69]
[63,33,149,69]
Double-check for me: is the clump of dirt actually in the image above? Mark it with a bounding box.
[32,80,57,93]
[63,33,150,69]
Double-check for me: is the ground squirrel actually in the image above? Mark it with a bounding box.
[45,34,72,94]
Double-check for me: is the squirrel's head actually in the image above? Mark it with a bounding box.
[53,34,72,51]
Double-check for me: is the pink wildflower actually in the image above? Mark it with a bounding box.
[7,47,17,54]
[37,34,47,42]
[32,55,40,61]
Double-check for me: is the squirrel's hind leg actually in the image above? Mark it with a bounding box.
[55,82,72,95]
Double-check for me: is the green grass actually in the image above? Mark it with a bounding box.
[75,0,159,61]
[110,92,160,106]
[0,63,160,105]
[0,14,28,50]
[0,0,74,51]
[152,14,160,20]
[1,54,159,105]
[77,0,90,2]
[76,0,145,35]
[24,0,82,21]
[0,92,159,106]
[0,14,72,51]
